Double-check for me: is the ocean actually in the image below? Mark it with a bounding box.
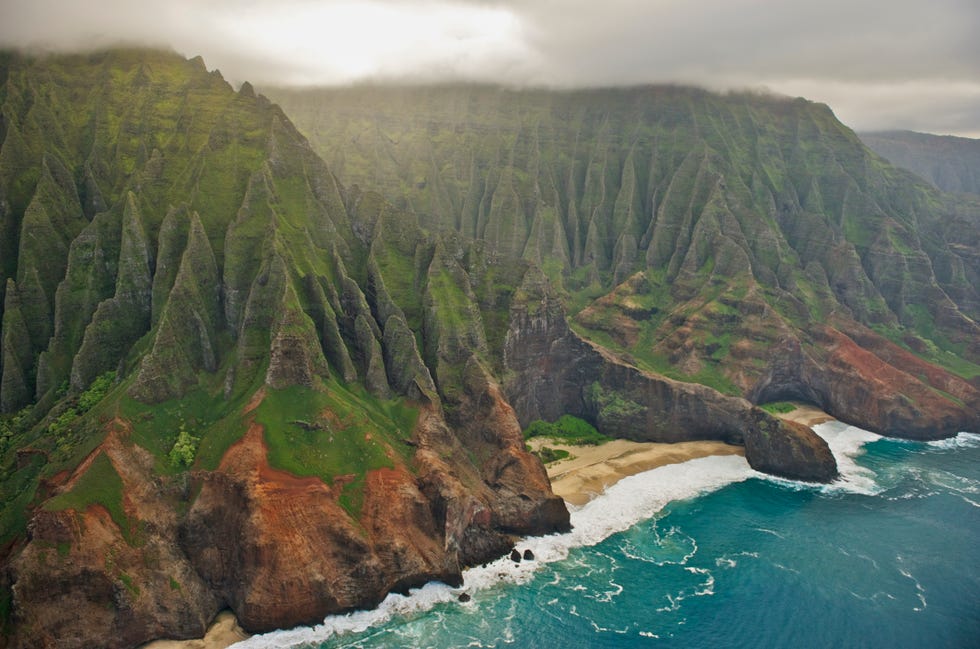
[236,423,980,649]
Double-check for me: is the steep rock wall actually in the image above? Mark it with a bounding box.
[502,272,837,482]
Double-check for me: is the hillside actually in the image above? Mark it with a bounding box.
[0,50,573,648]
[0,50,857,649]
[270,84,980,438]
[860,130,980,196]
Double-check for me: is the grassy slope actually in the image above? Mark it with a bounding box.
[255,383,417,516]
[0,50,428,549]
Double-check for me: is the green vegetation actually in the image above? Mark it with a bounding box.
[0,54,978,645]
[587,383,647,428]
[0,420,13,457]
[272,82,980,398]
[0,454,42,547]
[77,372,116,412]
[168,426,200,469]
[118,573,139,597]
[40,371,118,457]
[523,414,609,446]
[642,351,742,397]
[46,408,80,455]
[760,401,797,414]
[119,375,255,475]
[255,383,418,517]
[860,130,980,196]
[0,588,10,634]
[531,446,570,464]
[44,452,138,545]
[872,322,980,381]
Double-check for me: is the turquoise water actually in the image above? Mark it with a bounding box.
[238,423,980,649]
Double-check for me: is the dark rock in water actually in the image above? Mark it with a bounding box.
[509,549,521,563]
[458,593,471,603]
[523,549,534,561]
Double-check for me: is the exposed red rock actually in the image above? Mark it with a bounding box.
[10,424,220,649]
[751,326,980,440]
[7,378,569,648]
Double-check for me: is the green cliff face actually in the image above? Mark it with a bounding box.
[0,50,569,648]
[269,84,980,425]
[0,49,976,649]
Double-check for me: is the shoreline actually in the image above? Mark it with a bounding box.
[532,402,834,506]
[144,404,834,647]
[529,438,745,506]
[773,402,836,428]
[139,611,249,649]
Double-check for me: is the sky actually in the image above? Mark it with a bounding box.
[1,0,978,137]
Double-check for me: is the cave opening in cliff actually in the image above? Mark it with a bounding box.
[751,381,824,410]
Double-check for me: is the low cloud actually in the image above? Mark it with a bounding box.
[1,0,977,136]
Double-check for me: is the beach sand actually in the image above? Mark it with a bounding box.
[145,404,835,646]
[773,402,835,427]
[532,402,835,506]
[529,438,745,506]
[139,611,249,649]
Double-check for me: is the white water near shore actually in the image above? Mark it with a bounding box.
[808,420,882,494]
[926,432,980,450]
[232,418,952,648]
[234,454,757,648]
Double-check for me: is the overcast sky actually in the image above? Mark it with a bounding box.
[2,0,978,136]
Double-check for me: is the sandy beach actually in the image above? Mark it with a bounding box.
[529,438,745,506]
[139,611,249,649]
[773,402,835,427]
[145,404,834,647]
[531,402,834,506]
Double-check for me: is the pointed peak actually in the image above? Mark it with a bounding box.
[39,151,73,188]
[238,81,255,98]
[187,210,208,239]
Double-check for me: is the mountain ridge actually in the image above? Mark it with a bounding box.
[268,82,980,432]
[0,49,976,648]
[0,49,574,648]
[860,129,980,196]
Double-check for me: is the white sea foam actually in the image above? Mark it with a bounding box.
[898,566,928,611]
[925,468,979,495]
[926,431,980,450]
[233,454,754,648]
[685,566,715,596]
[235,421,906,648]
[809,421,883,494]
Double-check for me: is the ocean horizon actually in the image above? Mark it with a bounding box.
[236,423,980,649]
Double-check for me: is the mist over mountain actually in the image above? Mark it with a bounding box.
[0,49,573,647]
[860,130,980,196]
[269,84,980,366]
[0,46,977,649]
[2,0,979,137]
